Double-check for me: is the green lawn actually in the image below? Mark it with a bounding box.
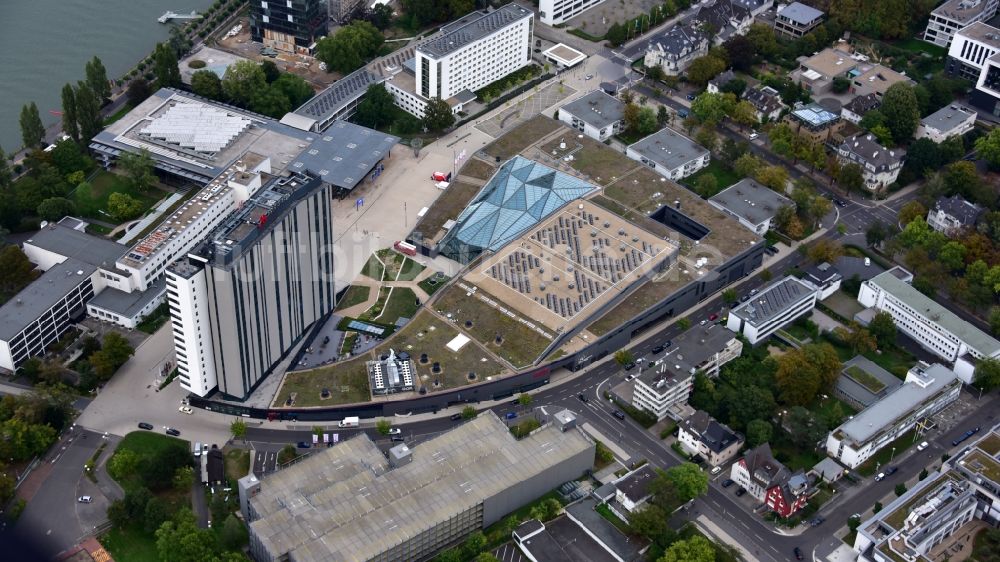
[104,103,136,126]
[418,274,449,296]
[360,254,385,281]
[72,171,168,223]
[683,161,741,197]
[595,502,631,533]
[358,286,391,321]
[771,432,825,472]
[224,448,251,481]
[396,257,425,281]
[567,28,605,42]
[892,38,947,58]
[845,365,887,393]
[378,287,419,323]
[101,525,159,562]
[336,285,371,311]
[116,430,189,459]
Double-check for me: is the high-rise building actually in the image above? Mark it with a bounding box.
[166,172,336,400]
[250,0,329,54]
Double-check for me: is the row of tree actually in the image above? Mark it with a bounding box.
[18,56,110,150]
[190,59,315,119]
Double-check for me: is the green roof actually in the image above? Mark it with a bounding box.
[870,269,1000,357]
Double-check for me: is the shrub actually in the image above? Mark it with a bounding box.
[188,59,206,69]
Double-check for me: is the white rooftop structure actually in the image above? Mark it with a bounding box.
[139,102,253,154]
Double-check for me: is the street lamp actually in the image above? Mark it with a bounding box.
[889,447,896,463]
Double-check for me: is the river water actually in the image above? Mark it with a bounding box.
[0,0,214,152]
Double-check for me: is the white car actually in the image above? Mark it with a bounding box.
[178,406,194,415]
[874,472,885,482]
[388,428,401,435]
[748,132,759,140]
[78,496,92,503]
[710,466,723,475]
[917,441,929,451]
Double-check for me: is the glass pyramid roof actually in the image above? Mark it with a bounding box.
[440,157,597,260]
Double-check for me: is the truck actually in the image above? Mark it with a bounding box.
[338,416,359,428]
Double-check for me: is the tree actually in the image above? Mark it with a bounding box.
[230,418,247,442]
[756,165,788,192]
[277,444,297,464]
[272,73,315,107]
[355,84,396,130]
[74,83,103,143]
[423,97,455,132]
[606,23,627,47]
[474,554,500,562]
[222,60,267,108]
[975,358,1000,390]
[880,83,920,143]
[838,163,865,194]
[784,406,827,449]
[659,535,715,562]
[746,419,772,447]
[657,105,670,128]
[60,84,80,144]
[127,78,152,107]
[190,70,223,100]
[869,124,894,147]
[895,483,908,497]
[172,465,195,490]
[734,153,762,178]
[873,501,883,514]
[315,21,384,74]
[723,34,756,71]
[118,148,156,193]
[20,103,45,148]
[36,197,76,221]
[85,56,111,101]
[89,332,135,381]
[376,419,392,435]
[665,462,709,502]
[637,106,658,136]
[694,127,717,153]
[832,77,851,94]
[220,514,249,551]
[260,60,281,84]
[868,311,897,346]
[686,54,727,87]
[898,201,928,226]
[694,174,718,196]
[730,99,759,129]
[108,449,141,481]
[975,128,1000,170]
[678,317,692,330]
[371,3,394,29]
[461,406,478,419]
[938,241,967,273]
[518,393,533,407]
[775,343,841,406]
[615,349,635,366]
[690,92,734,125]
[155,508,218,562]
[806,239,844,264]
[990,306,1000,336]
[153,42,181,89]
[722,288,737,303]
[867,221,890,248]
[250,86,292,118]
[463,530,487,557]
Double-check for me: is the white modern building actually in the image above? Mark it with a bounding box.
[626,127,710,181]
[708,178,793,235]
[538,0,605,26]
[924,0,999,48]
[825,362,961,469]
[773,2,825,38]
[726,276,818,344]
[926,194,985,235]
[946,21,1000,80]
[392,4,532,118]
[799,262,842,300]
[632,324,742,420]
[857,267,1000,383]
[854,425,1000,562]
[677,410,744,467]
[916,104,977,142]
[836,133,905,191]
[558,90,625,142]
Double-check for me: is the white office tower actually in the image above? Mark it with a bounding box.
[166,256,217,396]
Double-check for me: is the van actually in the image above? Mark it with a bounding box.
[338,416,359,428]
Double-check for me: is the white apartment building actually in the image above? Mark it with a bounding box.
[708,178,793,235]
[626,127,710,181]
[411,4,532,109]
[726,276,818,345]
[924,0,999,48]
[631,324,742,420]
[946,21,1000,80]
[825,362,961,469]
[558,90,625,142]
[836,133,905,191]
[857,267,1000,383]
[916,104,977,142]
[538,0,605,25]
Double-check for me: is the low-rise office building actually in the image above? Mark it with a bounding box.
[538,0,605,25]
[644,24,709,76]
[708,178,793,235]
[924,0,999,48]
[857,267,1000,382]
[244,412,595,562]
[826,362,961,469]
[799,261,842,300]
[783,102,843,143]
[632,324,743,420]
[626,127,710,180]
[854,424,1000,562]
[926,194,984,234]
[677,410,743,467]
[916,104,977,142]
[773,2,824,38]
[730,443,811,517]
[836,133,905,191]
[834,355,904,410]
[558,90,625,142]
[726,276,818,344]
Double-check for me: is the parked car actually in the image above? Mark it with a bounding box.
[748,131,759,140]
[388,428,401,435]
[864,257,871,267]
[165,428,180,436]
[297,441,311,448]
[708,313,719,321]
[505,412,517,420]
[735,487,746,497]
[612,410,626,420]
[699,319,707,326]
[710,466,722,475]
[677,109,689,118]
[578,393,589,403]
[686,93,697,100]
[874,472,885,482]
[651,344,665,354]
[78,496,93,503]
[585,74,594,80]
[917,441,929,451]
[721,478,734,488]
[137,422,153,430]
[178,406,193,415]
[884,467,898,476]
[809,516,825,527]
[623,362,636,371]
[450,413,463,421]
[794,547,804,560]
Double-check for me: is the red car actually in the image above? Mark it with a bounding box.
[708,313,719,321]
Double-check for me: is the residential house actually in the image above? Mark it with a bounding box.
[916,104,977,142]
[774,2,825,38]
[926,194,984,234]
[644,24,709,76]
[730,444,811,517]
[849,65,914,99]
[677,410,744,467]
[743,85,785,121]
[836,133,905,191]
[696,0,754,44]
[610,465,658,520]
[784,102,843,143]
[708,69,738,94]
[841,93,881,124]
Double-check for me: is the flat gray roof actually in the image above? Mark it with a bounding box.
[417,4,532,59]
[731,276,815,327]
[291,69,380,126]
[25,223,126,268]
[868,269,1000,356]
[935,0,999,24]
[564,498,643,561]
[777,1,825,24]
[0,258,95,341]
[709,178,792,227]
[289,121,399,190]
[561,91,625,130]
[628,127,709,172]
[838,355,903,407]
[920,104,976,133]
[87,277,166,319]
[637,323,737,385]
[248,411,593,561]
[955,21,1000,48]
[836,364,957,445]
[517,516,619,562]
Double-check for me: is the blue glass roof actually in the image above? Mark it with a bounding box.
[440,157,597,260]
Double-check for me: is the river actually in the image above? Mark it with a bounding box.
[0,0,214,153]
